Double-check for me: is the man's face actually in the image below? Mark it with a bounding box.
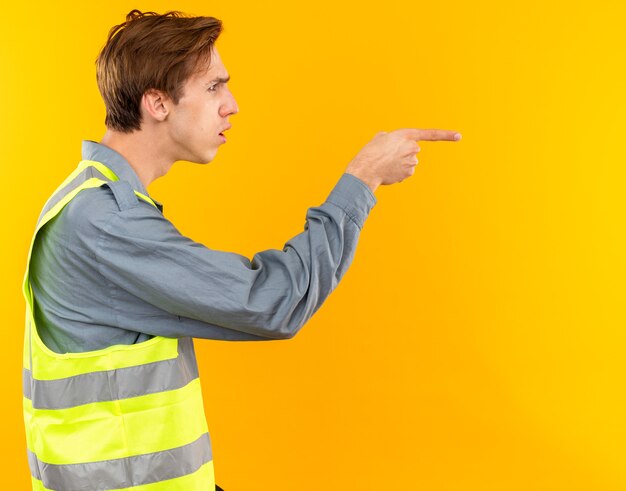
[165,47,238,164]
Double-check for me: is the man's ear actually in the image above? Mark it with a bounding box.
[141,89,170,123]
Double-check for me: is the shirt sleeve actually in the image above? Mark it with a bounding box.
[93,173,377,340]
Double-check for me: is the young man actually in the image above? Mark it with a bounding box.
[22,9,461,491]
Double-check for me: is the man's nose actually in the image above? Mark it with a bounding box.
[221,89,239,116]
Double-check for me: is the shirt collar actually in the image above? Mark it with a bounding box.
[81,140,163,211]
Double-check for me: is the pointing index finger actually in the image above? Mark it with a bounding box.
[403,128,462,141]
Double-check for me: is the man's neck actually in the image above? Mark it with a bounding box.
[100,129,175,189]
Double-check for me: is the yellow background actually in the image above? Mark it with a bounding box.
[2,1,625,489]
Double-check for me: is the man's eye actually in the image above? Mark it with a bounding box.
[208,85,218,92]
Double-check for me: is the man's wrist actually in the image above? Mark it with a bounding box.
[344,170,379,194]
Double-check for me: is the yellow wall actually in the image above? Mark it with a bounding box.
[2,1,624,489]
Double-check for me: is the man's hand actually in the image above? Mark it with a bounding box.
[345,128,462,193]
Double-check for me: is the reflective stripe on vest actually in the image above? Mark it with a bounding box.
[22,160,215,491]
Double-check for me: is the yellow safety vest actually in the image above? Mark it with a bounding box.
[22,160,215,490]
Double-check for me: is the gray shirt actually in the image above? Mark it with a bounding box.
[30,140,377,353]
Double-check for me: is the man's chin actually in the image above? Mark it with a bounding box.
[187,151,216,165]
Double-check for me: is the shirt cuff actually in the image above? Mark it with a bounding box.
[324,173,378,230]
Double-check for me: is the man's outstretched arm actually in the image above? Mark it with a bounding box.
[90,172,377,340]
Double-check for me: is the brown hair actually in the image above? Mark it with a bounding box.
[95,9,223,133]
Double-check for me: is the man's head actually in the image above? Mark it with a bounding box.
[96,10,238,164]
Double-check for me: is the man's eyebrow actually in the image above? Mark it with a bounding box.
[207,74,231,85]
